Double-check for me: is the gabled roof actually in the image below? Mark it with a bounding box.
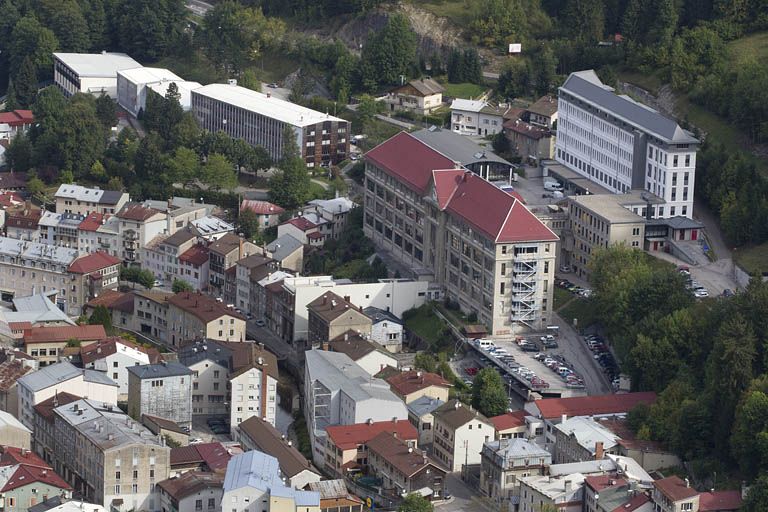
[162,227,197,247]
[584,475,627,492]
[0,360,32,392]
[527,96,558,118]
[307,292,366,324]
[116,202,163,222]
[433,399,491,430]
[284,217,317,231]
[68,251,121,274]
[698,490,742,511]
[80,337,160,365]
[432,169,558,243]
[142,414,187,435]
[365,132,457,194]
[32,392,82,422]
[387,370,451,397]
[228,342,279,381]
[208,232,244,256]
[610,493,651,512]
[367,431,443,478]
[0,110,34,127]
[238,416,316,478]
[407,396,445,418]
[362,306,402,326]
[410,127,511,168]
[528,392,657,420]
[0,446,48,468]
[328,333,385,362]
[560,70,698,144]
[168,291,245,323]
[86,290,134,313]
[325,420,417,451]
[241,200,284,216]
[266,234,303,261]
[223,451,320,506]
[394,78,445,96]
[78,212,109,232]
[157,471,224,501]
[24,325,106,344]
[178,244,209,266]
[0,463,71,492]
[490,410,528,432]
[170,442,237,473]
[653,476,699,502]
[127,362,192,380]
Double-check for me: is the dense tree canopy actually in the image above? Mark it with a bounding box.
[359,14,417,90]
[470,367,508,417]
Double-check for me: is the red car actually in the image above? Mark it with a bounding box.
[464,367,478,376]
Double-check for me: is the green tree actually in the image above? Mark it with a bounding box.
[65,338,82,348]
[168,146,201,188]
[237,208,261,240]
[469,0,529,47]
[40,0,91,52]
[413,352,437,373]
[743,476,768,511]
[95,93,118,129]
[398,493,433,512]
[202,153,237,192]
[26,174,46,197]
[13,56,38,108]
[90,160,107,182]
[172,278,194,293]
[533,44,557,96]
[268,128,310,209]
[4,132,32,172]
[9,15,59,76]
[470,368,508,417]
[89,304,114,334]
[170,112,200,149]
[117,0,186,61]
[330,53,357,104]
[563,0,605,42]
[359,14,417,89]
[356,94,384,126]
[732,387,768,476]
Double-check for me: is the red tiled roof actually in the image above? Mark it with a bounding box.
[80,336,161,365]
[284,217,317,231]
[170,445,203,466]
[699,491,742,511]
[179,244,210,266]
[168,292,246,323]
[0,464,71,492]
[86,290,134,313]
[241,200,285,216]
[24,325,107,344]
[0,361,32,391]
[387,371,451,397]
[8,322,32,332]
[78,212,109,232]
[117,203,162,221]
[0,447,48,469]
[0,110,33,127]
[531,392,657,419]
[32,392,82,422]
[68,251,121,274]
[0,192,23,209]
[432,169,558,243]
[5,210,41,230]
[366,432,442,478]
[490,410,527,432]
[0,172,28,190]
[432,169,464,209]
[326,420,417,451]
[610,493,650,512]
[365,132,457,194]
[170,443,236,473]
[584,475,627,492]
[653,476,699,502]
[503,118,551,140]
[306,231,324,239]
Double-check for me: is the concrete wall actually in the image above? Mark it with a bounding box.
[0,424,31,449]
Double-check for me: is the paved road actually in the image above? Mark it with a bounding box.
[374,114,414,129]
[549,311,613,395]
[246,320,295,360]
[436,474,496,512]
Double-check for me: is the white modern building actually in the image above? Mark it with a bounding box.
[178,339,232,417]
[519,473,586,512]
[53,52,142,98]
[191,83,349,168]
[450,99,509,136]
[229,343,279,430]
[303,350,408,467]
[222,451,320,512]
[364,306,404,352]
[555,70,699,219]
[80,337,157,400]
[16,361,119,430]
[116,67,201,116]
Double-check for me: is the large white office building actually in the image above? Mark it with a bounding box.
[555,70,699,219]
[53,53,142,98]
[116,67,202,116]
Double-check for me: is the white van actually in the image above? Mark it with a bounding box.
[544,179,563,192]
[474,338,495,349]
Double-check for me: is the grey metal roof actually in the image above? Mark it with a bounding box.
[83,369,120,387]
[647,216,704,230]
[223,451,320,506]
[6,293,76,326]
[18,361,85,392]
[560,70,699,145]
[98,190,126,205]
[483,438,551,462]
[127,362,193,379]
[407,395,445,417]
[266,234,303,262]
[178,340,233,369]
[363,306,402,326]
[410,127,512,167]
[305,350,401,404]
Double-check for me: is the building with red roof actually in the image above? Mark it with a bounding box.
[490,410,528,439]
[67,251,121,311]
[169,442,241,475]
[24,325,107,366]
[0,445,72,508]
[324,420,417,478]
[240,199,284,232]
[386,370,451,404]
[524,392,657,421]
[652,476,700,512]
[0,110,34,141]
[364,131,559,335]
[278,216,325,246]
[698,490,742,512]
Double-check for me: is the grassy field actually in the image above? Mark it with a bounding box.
[404,304,448,344]
[734,242,768,276]
[412,0,473,26]
[728,31,768,65]
[618,70,663,95]
[442,81,487,99]
[553,287,574,311]
[559,297,599,329]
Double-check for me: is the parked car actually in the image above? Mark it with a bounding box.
[559,264,571,273]
[254,319,266,327]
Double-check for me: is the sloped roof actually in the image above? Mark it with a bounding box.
[0,446,48,468]
[325,420,417,451]
[410,127,511,168]
[86,290,134,313]
[284,217,317,231]
[157,471,224,501]
[367,431,443,478]
[179,244,209,266]
[127,362,192,380]
[433,399,491,429]
[68,251,121,274]
[24,325,106,344]
[490,410,527,432]
[32,392,82,422]
[168,291,245,323]
[0,463,71,492]
[307,292,365,323]
[527,96,558,117]
[77,212,109,232]
[395,78,444,96]
[653,476,699,502]
[223,451,320,506]
[241,200,284,216]
[0,361,32,392]
[116,202,163,221]
[238,416,316,478]
[0,110,33,127]
[387,370,451,397]
[266,234,303,261]
[698,490,742,511]
[530,392,657,419]
[328,333,382,362]
[80,337,160,365]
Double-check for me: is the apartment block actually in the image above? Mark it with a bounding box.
[51,399,171,511]
[208,233,258,299]
[24,325,107,366]
[54,184,129,216]
[431,400,493,472]
[479,438,551,503]
[115,203,167,264]
[364,132,559,336]
[228,342,279,429]
[192,83,349,169]
[555,70,699,219]
[519,473,586,512]
[80,337,161,400]
[406,396,445,448]
[167,291,247,346]
[178,340,232,417]
[157,471,224,512]
[307,293,372,348]
[450,99,509,136]
[127,362,193,429]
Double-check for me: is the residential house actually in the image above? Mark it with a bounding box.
[169,442,237,477]
[327,332,397,377]
[127,362,193,429]
[5,209,42,242]
[504,117,555,162]
[85,290,134,331]
[307,480,364,512]
[518,473,586,512]
[264,234,303,273]
[384,78,445,115]
[67,251,122,312]
[0,447,72,512]
[582,475,654,512]
[364,133,558,335]
[304,197,357,240]
[0,359,33,415]
[29,499,107,512]
[0,410,32,449]
[177,244,211,291]
[115,203,167,264]
[698,491,743,512]
[307,293,372,348]
[133,289,174,344]
[240,200,285,232]
[255,271,292,323]
[237,416,321,489]
[490,410,531,440]
[229,342,279,429]
[31,392,82,465]
[77,213,119,257]
[0,110,34,141]
[54,184,129,216]
[157,471,224,512]
[366,431,446,498]
[1,293,76,338]
[178,339,233,417]
[526,95,558,129]
[167,291,247,347]
[406,396,444,447]
[278,217,325,246]
[38,211,84,248]
[141,227,198,283]
[141,197,214,237]
[386,370,451,404]
[142,414,190,447]
[235,254,277,316]
[652,476,700,512]
[323,419,417,478]
[552,416,620,463]
[363,306,404,352]
[80,336,161,400]
[208,234,258,299]
[479,438,551,504]
[190,216,234,242]
[23,325,107,366]
[303,350,409,468]
[50,398,171,511]
[431,400,493,472]
[221,450,320,512]
[451,99,509,136]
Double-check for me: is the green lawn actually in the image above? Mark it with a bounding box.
[618,70,664,96]
[442,82,487,99]
[558,297,599,330]
[728,31,768,65]
[404,304,448,344]
[410,0,473,26]
[734,242,768,276]
[553,287,574,311]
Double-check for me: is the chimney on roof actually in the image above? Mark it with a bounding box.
[267,92,271,98]
[343,295,350,303]
[595,441,604,460]
[322,295,327,306]
[564,480,572,492]
[454,401,460,410]
[561,414,567,423]
[685,478,690,488]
